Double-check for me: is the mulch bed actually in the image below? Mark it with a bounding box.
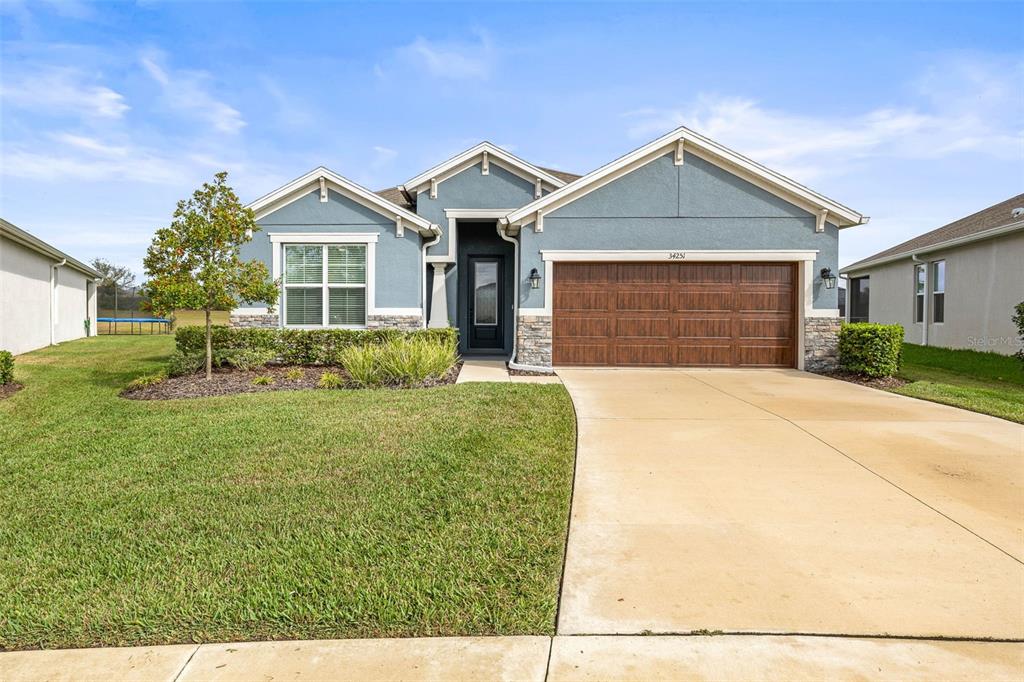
[0,383,23,400]
[122,363,462,400]
[817,370,908,390]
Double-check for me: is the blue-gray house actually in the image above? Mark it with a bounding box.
[236,127,867,371]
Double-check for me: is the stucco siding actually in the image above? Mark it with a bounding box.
[1,236,95,355]
[520,152,839,310]
[851,230,1024,355]
[419,162,539,258]
[241,188,422,310]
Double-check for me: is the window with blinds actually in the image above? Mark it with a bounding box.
[284,243,367,326]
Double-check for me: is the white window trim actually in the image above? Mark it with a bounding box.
[272,235,377,328]
[913,263,926,324]
[931,259,946,325]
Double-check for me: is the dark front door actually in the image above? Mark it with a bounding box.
[467,256,504,350]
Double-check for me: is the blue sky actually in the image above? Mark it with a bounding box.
[1,1,1021,277]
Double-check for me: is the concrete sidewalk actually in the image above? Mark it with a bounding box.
[3,635,1022,681]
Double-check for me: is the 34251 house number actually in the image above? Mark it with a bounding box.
[667,251,686,259]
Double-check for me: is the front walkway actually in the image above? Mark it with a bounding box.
[2,634,1020,681]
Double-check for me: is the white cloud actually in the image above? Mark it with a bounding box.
[623,56,1023,183]
[140,50,246,134]
[386,30,495,80]
[371,145,398,169]
[0,67,129,118]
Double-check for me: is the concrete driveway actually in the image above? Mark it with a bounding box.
[557,368,1024,639]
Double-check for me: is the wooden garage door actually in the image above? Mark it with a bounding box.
[552,262,796,367]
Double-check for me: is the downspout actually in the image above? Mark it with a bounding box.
[911,254,927,346]
[420,225,442,329]
[50,258,66,346]
[498,222,553,373]
[496,223,519,364]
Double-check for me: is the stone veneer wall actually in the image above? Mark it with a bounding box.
[367,314,423,331]
[804,316,841,373]
[228,313,424,331]
[229,312,278,328]
[516,315,552,368]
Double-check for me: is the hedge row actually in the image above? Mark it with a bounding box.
[838,322,903,378]
[175,325,459,366]
[0,350,13,385]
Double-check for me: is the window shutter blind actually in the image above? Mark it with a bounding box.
[328,245,366,284]
[286,288,323,325]
[329,288,366,325]
[285,245,323,284]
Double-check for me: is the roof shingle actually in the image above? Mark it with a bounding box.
[844,193,1024,272]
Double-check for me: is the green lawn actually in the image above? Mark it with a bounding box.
[893,343,1024,423]
[0,337,576,649]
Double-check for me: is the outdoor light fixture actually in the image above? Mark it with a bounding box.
[528,268,541,289]
[820,267,837,290]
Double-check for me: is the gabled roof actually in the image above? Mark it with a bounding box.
[401,142,569,195]
[842,193,1024,274]
[248,167,437,236]
[0,218,101,278]
[503,127,868,229]
[374,186,414,210]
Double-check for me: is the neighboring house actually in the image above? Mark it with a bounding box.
[235,127,867,371]
[841,194,1024,356]
[0,219,101,356]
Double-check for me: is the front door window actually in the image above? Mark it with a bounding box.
[473,261,498,325]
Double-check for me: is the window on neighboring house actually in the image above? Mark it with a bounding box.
[849,276,870,323]
[932,260,945,323]
[284,243,367,327]
[914,264,926,323]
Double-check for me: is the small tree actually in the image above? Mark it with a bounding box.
[91,258,136,319]
[144,172,278,379]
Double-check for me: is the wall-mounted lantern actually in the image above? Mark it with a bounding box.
[528,268,541,289]
[820,267,837,290]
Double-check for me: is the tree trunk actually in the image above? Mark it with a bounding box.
[205,307,213,380]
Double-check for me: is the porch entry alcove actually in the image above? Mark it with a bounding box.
[452,221,515,356]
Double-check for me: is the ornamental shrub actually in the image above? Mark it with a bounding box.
[174,325,458,366]
[214,348,276,371]
[341,335,459,388]
[0,351,14,385]
[838,322,903,377]
[167,350,205,377]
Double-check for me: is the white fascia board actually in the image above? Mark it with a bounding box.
[540,249,820,262]
[401,142,566,195]
[504,127,866,228]
[269,232,380,243]
[839,220,1024,275]
[248,167,436,235]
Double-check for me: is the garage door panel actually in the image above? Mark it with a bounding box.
[555,317,611,339]
[676,317,732,339]
[616,291,671,312]
[553,262,796,368]
[677,263,734,283]
[674,290,733,312]
[617,263,671,283]
[554,290,609,311]
[554,343,609,365]
[738,344,792,367]
[738,290,793,313]
[558,263,611,283]
[616,317,671,338]
[615,344,670,366]
[739,318,792,340]
[676,344,733,366]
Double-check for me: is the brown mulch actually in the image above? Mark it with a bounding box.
[0,383,23,400]
[122,363,462,400]
[817,371,908,390]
